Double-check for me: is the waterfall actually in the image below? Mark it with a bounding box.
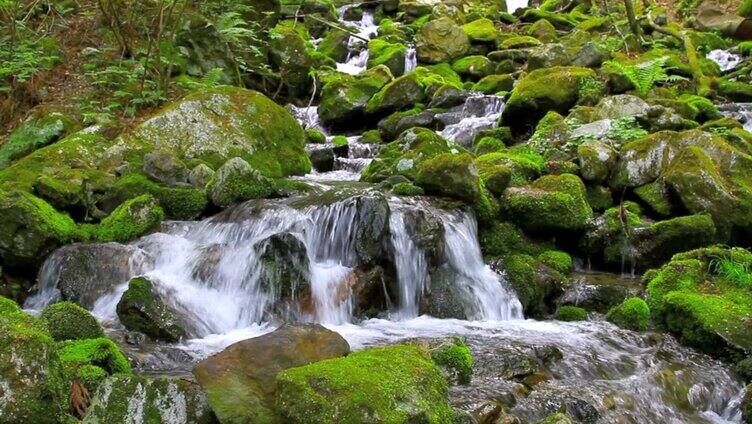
[404,46,417,73]
[707,49,743,72]
[389,203,428,318]
[288,105,327,134]
[720,103,752,132]
[335,6,378,75]
[438,94,506,147]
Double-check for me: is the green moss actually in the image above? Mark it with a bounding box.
[106,173,207,220]
[529,111,571,158]
[365,72,426,114]
[306,128,326,144]
[678,94,721,122]
[360,129,382,144]
[554,305,587,321]
[538,250,573,274]
[607,297,650,331]
[0,109,79,169]
[76,363,109,392]
[740,0,752,18]
[499,35,541,49]
[332,135,348,147]
[57,337,131,375]
[479,222,550,259]
[91,194,164,243]
[413,64,463,91]
[500,254,563,316]
[207,157,275,207]
[429,338,473,385]
[634,181,672,216]
[0,295,20,314]
[474,137,506,155]
[451,55,494,79]
[367,39,407,75]
[276,344,453,424]
[39,301,104,341]
[462,18,498,42]
[117,277,186,341]
[472,74,514,94]
[392,182,425,196]
[475,146,545,186]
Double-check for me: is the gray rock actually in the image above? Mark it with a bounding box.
[143,150,189,186]
[188,163,215,188]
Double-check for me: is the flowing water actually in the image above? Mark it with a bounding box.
[335,6,378,75]
[707,49,744,72]
[720,103,752,132]
[437,94,506,147]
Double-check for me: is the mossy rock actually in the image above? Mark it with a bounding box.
[207,157,274,208]
[392,182,425,196]
[479,221,551,259]
[462,17,498,43]
[0,108,79,169]
[318,28,350,62]
[495,254,566,317]
[306,128,327,144]
[116,277,187,342]
[472,74,514,94]
[318,65,394,128]
[554,305,587,321]
[415,152,481,204]
[365,72,426,115]
[39,301,104,341]
[501,67,597,134]
[499,35,541,49]
[90,194,164,243]
[538,250,573,274]
[415,17,471,64]
[528,18,557,43]
[102,173,208,220]
[475,146,545,186]
[607,297,650,331]
[269,21,312,97]
[501,173,592,233]
[57,337,131,392]
[424,337,473,385]
[367,38,408,76]
[537,412,575,424]
[0,308,67,423]
[451,55,494,80]
[276,344,454,424]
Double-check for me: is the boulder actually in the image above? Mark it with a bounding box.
[491,255,567,317]
[607,297,650,331]
[318,65,393,128]
[378,108,437,141]
[463,17,498,43]
[269,21,312,97]
[57,337,131,393]
[365,72,426,115]
[0,108,78,169]
[555,274,630,313]
[472,74,514,94]
[116,277,187,342]
[415,17,471,64]
[92,194,165,243]
[308,146,335,172]
[193,324,350,424]
[207,157,274,208]
[257,233,311,311]
[451,55,494,80]
[577,141,616,183]
[142,150,189,186]
[367,39,408,76]
[416,152,482,204]
[101,173,208,220]
[39,301,104,341]
[83,374,216,423]
[188,163,215,188]
[276,344,453,423]
[352,192,391,266]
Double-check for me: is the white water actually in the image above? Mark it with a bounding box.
[707,49,743,72]
[720,103,752,132]
[438,94,506,147]
[404,46,417,73]
[507,0,529,13]
[335,6,378,75]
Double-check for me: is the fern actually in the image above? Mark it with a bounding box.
[604,56,687,96]
[711,258,752,289]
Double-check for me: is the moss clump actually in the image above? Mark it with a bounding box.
[0,109,79,169]
[554,305,587,321]
[462,18,498,42]
[429,338,473,385]
[415,153,481,203]
[500,253,565,317]
[276,344,453,424]
[607,297,650,331]
[634,181,672,216]
[472,74,514,94]
[367,39,407,76]
[318,65,393,127]
[538,250,573,274]
[475,146,545,186]
[57,337,131,375]
[474,137,506,156]
[360,129,382,144]
[740,0,752,18]
[501,173,592,233]
[105,173,208,220]
[207,157,274,208]
[90,194,164,243]
[451,56,494,80]
[479,222,550,259]
[39,301,104,341]
[365,72,426,115]
[0,295,20,314]
[392,182,425,196]
[306,128,326,144]
[499,35,542,49]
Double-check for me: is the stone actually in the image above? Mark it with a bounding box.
[415,17,471,64]
[207,157,274,208]
[308,146,335,172]
[365,72,426,115]
[39,301,104,341]
[188,164,215,188]
[116,277,187,342]
[318,65,393,128]
[142,150,189,186]
[416,152,482,204]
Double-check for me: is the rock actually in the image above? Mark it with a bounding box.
[276,344,453,423]
[416,152,482,204]
[420,337,473,385]
[83,374,216,423]
[501,174,592,233]
[577,141,616,183]
[318,28,350,62]
[269,21,312,97]
[0,108,78,169]
[352,192,391,266]
[527,18,557,43]
[39,301,104,341]
[632,214,716,270]
[57,337,132,393]
[207,157,274,208]
[92,194,165,243]
[463,18,498,43]
[499,35,541,49]
[39,242,148,309]
[428,85,471,108]
[420,266,473,319]
[402,208,445,266]
[501,67,597,134]
[101,173,208,220]
[553,305,587,321]
[607,297,650,331]
[491,255,567,317]
[188,164,215,188]
[142,150,189,186]
[416,17,471,64]
[308,146,335,172]
[571,42,606,68]
[116,277,187,342]
[367,39,407,76]
[0,308,66,423]
[378,108,436,141]
[472,74,514,94]
[257,232,311,312]
[349,266,391,318]
[742,385,752,423]
[120,86,311,177]
[593,94,650,119]
[526,43,571,70]
[318,65,393,128]
[537,412,575,424]
[452,55,495,80]
[555,274,630,313]
[365,72,426,115]
[193,324,350,424]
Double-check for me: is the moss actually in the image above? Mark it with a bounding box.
[740,0,752,18]
[90,194,164,243]
[474,137,506,155]
[39,301,104,341]
[392,182,425,196]
[429,338,473,385]
[207,157,274,208]
[57,337,130,374]
[501,173,592,233]
[451,55,494,79]
[415,153,481,204]
[462,18,498,42]
[501,254,564,316]
[76,363,108,392]
[499,35,542,49]
[332,135,348,147]
[538,250,573,274]
[0,295,20,314]
[117,277,186,341]
[678,94,721,122]
[479,221,550,258]
[528,18,557,42]
[634,181,672,216]
[475,146,545,186]
[528,111,571,158]
[367,39,407,76]
[413,64,463,91]
[360,129,382,144]
[554,305,587,321]
[737,357,752,381]
[365,72,426,115]
[0,109,79,169]
[306,128,327,144]
[276,344,453,424]
[743,386,752,423]
[318,65,394,126]
[607,297,650,331]
[537,412,575,424]
[472,74,514,94]
[106,173,207,220]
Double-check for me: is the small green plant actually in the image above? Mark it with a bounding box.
[604,56,687,96]
[710,258,752,288]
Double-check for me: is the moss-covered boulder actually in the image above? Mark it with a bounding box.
[577,140,616,183]
[501,67,597,134]
[0,307,67,423]
[451,55,494,80]
[269,21,312,97]
[475,146,545,186]
[193,324,350,424]
[319,28,350,62]
[416,153,481,203]
[91,194,164,243]
[83,374,216,423]
[101,173,208,220]
[646,247,752,358]
[462,17,498,43]
[207,157,274,208]
[0,190,78,267]
[367,39,408,76]
[142,150,189,186]
[501,173,592,233]
[57,337,131,393]
[472,74,514,94]
[0,108,78,169]
[361,128,461,182]
[39,301,104,341]
[119,86,311,177]
[422,337,473,385]
[554,305,587,321]
[276,344,453,423]
[365,72,426,115]
[492,254,567,317]
[318,65,393,128]
[607,297,650,331]
[116,277,187,342]
[415,17,471,64]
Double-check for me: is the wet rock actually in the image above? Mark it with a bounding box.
[491,256,567,317]
[39,301,104,341]
[276,344,452,423]
[353,192,390,265]
[308,146,335,172]
[403,208,446,266]
[83,375,216,423]
[577,140,616,183]
[366,72,426,115]
[319,65,393,128]
[349,266,390,318]
[420,266,472,319]
[410,337,473,385]
[471,399,503,424]
[428,85,472,109]
[193,324,350,424]
[593,94,650,119]
[207,157,274,207]
[269,21,312,97]
[257,232,310,310]
[367,38,407,76]
[378,108,436,141]
[93,194,165,243]
[416,17,471,63]
[142,150,189,186]
[555,274,630,313]
[416,152,483,204]
[116,277,187,342]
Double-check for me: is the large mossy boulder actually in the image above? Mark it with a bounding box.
[101,173,208,220]
[415,17,471,64]
[0,108,78,169]
[367,39,408,76]
[318,65,393,128]
[119,86,311,177]
[269,21,312,97]
[501,173,592,233]
[492,254,567,317]
[462,17,498,43]
[193,324,350,424]
[57,337,132,393]
[607,297,650,331]
[416,152,482,203]
[0,306,67,423]
[501,67,597,134]
[646,247,752,358]
[207,157,274,208]
[276,344,453,423]
[39,301,104,341]
[116,277,187,342]
[83,374,216,423]
[361,128,461,182]
[365,72,426,115]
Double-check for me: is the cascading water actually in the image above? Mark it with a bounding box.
[404,46,418,73]
[437,94,506,147]
[707,49,744,72]
[720,103,752,132]
[335,5,378,75]
[507,0,530,13]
